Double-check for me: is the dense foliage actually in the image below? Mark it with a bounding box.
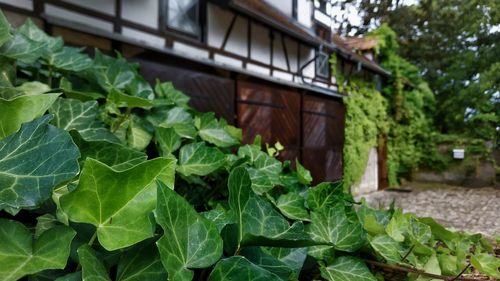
[332,0,499,145]
[0,12,499,281]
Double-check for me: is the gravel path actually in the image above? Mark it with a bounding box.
[357,182,500,238]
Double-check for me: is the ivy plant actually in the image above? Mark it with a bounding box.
[0,11,498,281]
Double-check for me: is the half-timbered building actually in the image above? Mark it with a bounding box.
[0,0,390,183]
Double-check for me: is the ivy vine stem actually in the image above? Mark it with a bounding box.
[364,260,483,281]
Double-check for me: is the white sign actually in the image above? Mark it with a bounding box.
[453,148,465,159]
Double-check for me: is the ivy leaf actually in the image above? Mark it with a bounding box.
[263,247,308,277]
[0,32,45,63]
[228,167,315,248]
[93,50,135,92]
[201,207,235,233]
[16,81,51,96]
[357,204,390,235]
[276,192,310,221]
[116,243,167,281]
[0,93,60,139]
[368,235,406,264]
[155,126,182,155]
[60,157,175,250]
[108,89,153,109]
[49,98,119,142]
[17,18,63,57]
[46,46,93,72]
[321,256,377,281]
[35,214,57,238]
[59,77,105,101]
[0,56,15,87]
[307,182,345,211]
[296,159,312,185]
[155,80,190,106]
[195,112,239,147]
[0,219,76,281]
[0,10,12,47]
[55,272,82,281]
[70,131,147,171]
[208,256,282,281]
[241,247,298,280]
[0,115,80,210]
[176,142,225,176]
[471,254,500,279]
[156,181,223,281]
[124,116,152,151]
[307,206,365,252]
[78,245,111,281]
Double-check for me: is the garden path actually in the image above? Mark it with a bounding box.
[358,182,500,238]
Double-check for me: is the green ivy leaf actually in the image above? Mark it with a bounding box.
[321,256,377,281]
[93,50,135,92]
[437,254,459,276]
[195,112,239,147]
[108,89,154,109]
[70,131,147,171]
[116,243,168,281]
[0,56,15,87]
[126,116,152,151]
[368,235,405,264]
[0,219,76,281]
[201,207,235,233]
[276,192,310,221]
[61,157,175,250]
[176,142,225,176]
[46,46,92,71]
[0,10,12,47]
[16,81,51,96]
[228,167,315,248]
[17,18,63,57]
[307,182,345,211]
[55,272,82,281]
[155,126,182,155]
[208,256,282,281]
[155,80,190,107]
[307,206,365,252]
[59,77,105,101]
[156,181,223,281]
[241,247,298,280]
[0,115,80,210]
[0,93,60,139]
[0,32,45,63]
[296,159,312,185]
[471,254,500,279]
[78,245,111,281]
[263,247,308,277]
[50,98,119,142]
[35,214,57,238]
[357,204,390,235]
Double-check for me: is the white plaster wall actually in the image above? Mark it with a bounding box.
[247,63,270,76]
[351,148,379,196]
[45,4,114,32]
[299,45,315,78]
[224,16,248,57]
[250,23,270,64]
[207,3,232,48]
[214,53,242,68]
[314,10,331,26]
[62,0,114,15]
[283,37,298,72]
[272,32,288,70]
[121,0,158,29]
[297,0,312,28]
[264,0,293,17]
[0,0,32,10]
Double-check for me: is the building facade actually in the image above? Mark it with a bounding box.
[0,0,389,183]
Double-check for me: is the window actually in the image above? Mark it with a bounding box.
[166,0,200,36]
[315,50,329,79]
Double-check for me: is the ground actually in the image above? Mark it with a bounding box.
[358,182,500,238]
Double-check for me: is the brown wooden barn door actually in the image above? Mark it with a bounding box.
[302,95,345,183]
[237,81,301,163]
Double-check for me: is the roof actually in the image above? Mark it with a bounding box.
[226,0,390,77]
[343,36,379,51]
